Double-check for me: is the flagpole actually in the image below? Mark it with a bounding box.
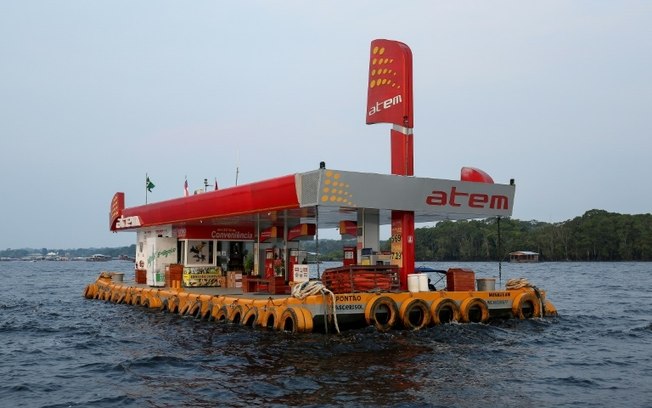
[145,172,148,204]
[235,148,240,186]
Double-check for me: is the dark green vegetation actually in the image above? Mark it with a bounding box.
[413,209,652,262]
[3,210,650,262]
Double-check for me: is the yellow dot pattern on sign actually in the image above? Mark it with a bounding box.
[321,171,354,206]
[369,46,399,90]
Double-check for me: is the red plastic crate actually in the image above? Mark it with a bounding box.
[165,264,183,287]
[446,268,475,291]
[135,269,147,284]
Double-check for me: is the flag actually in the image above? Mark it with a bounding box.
[146,177,155,192]
[214,178,219,191]
[184,179,189,197]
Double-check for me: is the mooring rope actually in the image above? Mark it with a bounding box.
[505,278,545,317]
[505,278,532,290]
[291,280,340,334]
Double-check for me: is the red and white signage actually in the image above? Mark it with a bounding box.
[366,39,413,128]
[176,225,255,240]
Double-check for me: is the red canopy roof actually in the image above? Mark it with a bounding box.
[111,174,299,232]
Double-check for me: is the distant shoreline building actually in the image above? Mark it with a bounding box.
[509,251,539,263]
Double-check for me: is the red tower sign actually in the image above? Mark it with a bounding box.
[366,39,415,291]
[366,39,413,128]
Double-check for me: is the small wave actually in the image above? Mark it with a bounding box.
[41,395,138,408]
[77,361,125,374]
[551,375,600,387]
[2,383,33,393]
[630,321,652,332]
[120,354,194,371]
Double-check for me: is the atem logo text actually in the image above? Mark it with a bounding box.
[368,95,402,117]
[426,187,509,209]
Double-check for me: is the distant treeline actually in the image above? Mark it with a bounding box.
[413,209,652,262]
[0,245,136,260]
[3,210,650,262]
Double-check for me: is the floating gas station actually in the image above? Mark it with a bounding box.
[85,39,556,333]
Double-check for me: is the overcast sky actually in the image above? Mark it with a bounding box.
[1,1,650,250]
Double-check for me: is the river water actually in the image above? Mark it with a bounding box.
[0,260,650,407]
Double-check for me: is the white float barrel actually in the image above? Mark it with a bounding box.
[418,273,429,291]
[408,274,420,293]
